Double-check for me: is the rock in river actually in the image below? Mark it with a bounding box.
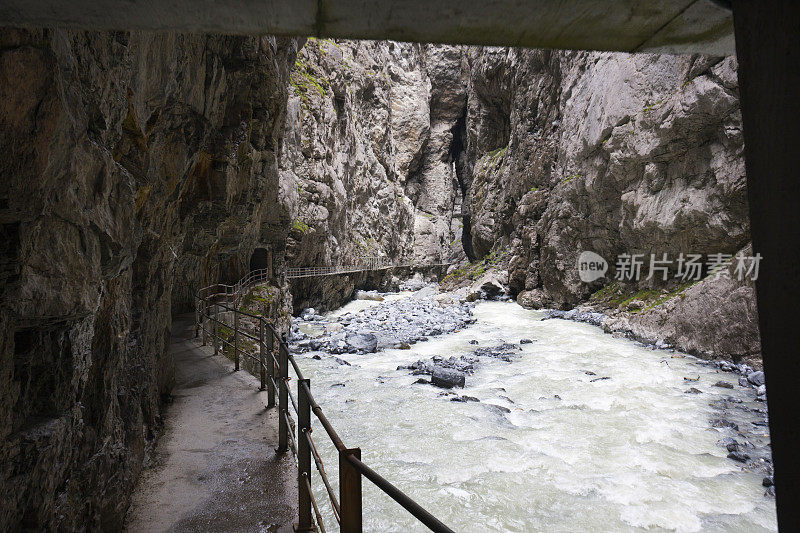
[431,367,466,389]
[345,333,378,353]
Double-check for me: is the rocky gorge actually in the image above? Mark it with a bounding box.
[0,27,762,530]
[281,40,757,365]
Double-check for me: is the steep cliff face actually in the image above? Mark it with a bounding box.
[280,42,756,363]
[281,39,467,311]
[0,28,297,529]
[462,48,757,361]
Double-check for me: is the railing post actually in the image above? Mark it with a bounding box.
[278,341,289,454]
[195,298,200,339]
[259,320,266,391]
[340,448,362,533]
[197,300,208,346]
[267,329,276,408]
[233,310,240,371]
[297,379,313,532]
[213,304,219,356]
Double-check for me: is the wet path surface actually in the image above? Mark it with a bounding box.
[125,316,296,533]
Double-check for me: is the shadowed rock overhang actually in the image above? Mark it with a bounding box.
[0,0,733,55]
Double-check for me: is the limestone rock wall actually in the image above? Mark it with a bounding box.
[281,39,468,312]
[0,28,298,529]
[284,42,757,362]
[462,48,757,361]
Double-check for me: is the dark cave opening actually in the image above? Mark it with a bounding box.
[449,106,476,262]
[249,247,272,275]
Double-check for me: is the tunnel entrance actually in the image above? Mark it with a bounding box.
[249,247,272,275]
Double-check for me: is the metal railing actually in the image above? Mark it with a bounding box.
[194,273,455,533]
[197,267,272,306]
[287,257,452,279]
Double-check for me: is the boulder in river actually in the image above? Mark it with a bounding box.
[466,270,509,301]
[345,333,378,353]
[756,384,767,401]
[431,366,466,388]
[747,371,765,387]
[713,381,734,389]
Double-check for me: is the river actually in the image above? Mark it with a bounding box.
[296,296,777,532]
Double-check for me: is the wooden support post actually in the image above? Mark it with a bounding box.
[732,0,800,525]
[259,321,266,391]
[267,329,276,408]
[213,305,219,356]
[233,311,240,371]
[268,249,273,279]
[195,299,200,340]
[199,300,205,345]
[297,379,313,532]
[340,448,362,533]
[278,342,289,453]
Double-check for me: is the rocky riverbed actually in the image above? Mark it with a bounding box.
[294,285,776,531]
[290,281,775,504]
[289,286,476,356]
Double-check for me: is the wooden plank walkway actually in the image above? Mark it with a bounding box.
[286,261,451,279]
[125,315,297,532]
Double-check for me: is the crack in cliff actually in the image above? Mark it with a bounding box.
[449,104,475,261]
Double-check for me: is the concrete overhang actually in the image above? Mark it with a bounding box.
[0,0,733,55]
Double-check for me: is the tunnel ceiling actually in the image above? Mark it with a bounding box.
[0,0,733,55]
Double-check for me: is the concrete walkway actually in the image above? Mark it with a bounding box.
[125,315,297,532]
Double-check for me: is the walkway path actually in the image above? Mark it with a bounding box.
[286,260,451,279]
[125,315,297,532]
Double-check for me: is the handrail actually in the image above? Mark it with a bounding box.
[286,257,452,279]
[194,265,455,533]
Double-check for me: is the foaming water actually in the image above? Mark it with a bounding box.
[299,301,777,532]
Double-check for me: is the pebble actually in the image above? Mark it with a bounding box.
[451,395,480,403]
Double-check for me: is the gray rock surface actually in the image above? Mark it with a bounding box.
[459,47,758,364]
[290,292,475,354]
[345,333,378,353]
[281,40,467,312]
[431,367,466,388]
[0,29,298,530]
[281,41,759,366]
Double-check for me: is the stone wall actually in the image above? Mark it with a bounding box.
[462,48,758,361]
[0,28,298,529]
[280,39,470,311]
